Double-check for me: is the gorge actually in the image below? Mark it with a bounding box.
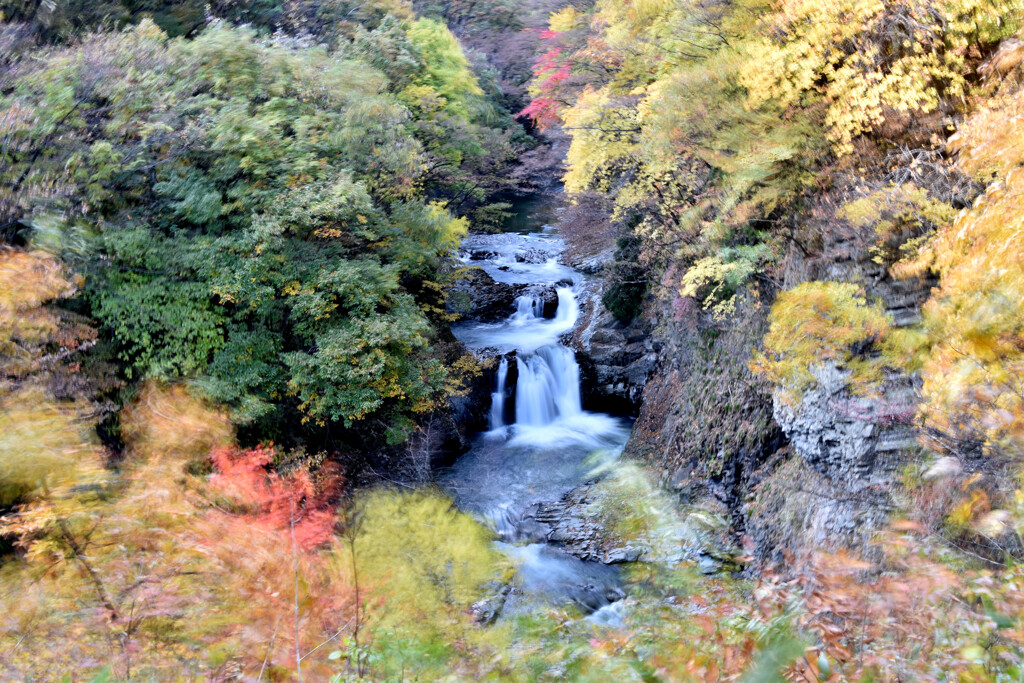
[0,0,1023,679]
[445,200,633,620]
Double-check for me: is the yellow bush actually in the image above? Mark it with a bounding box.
[752,281,892,401]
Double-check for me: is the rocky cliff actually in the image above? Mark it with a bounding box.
[587,151,971,566]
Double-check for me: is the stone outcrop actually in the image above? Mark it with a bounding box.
[773,364,918,487]
[470,585,511,625]
[566,246,615,275]
[571,285,656,415]
[447,268,527,322]
[510,480,737,573]
[526,485,633,563]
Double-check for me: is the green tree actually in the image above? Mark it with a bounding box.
[0,17,489,441]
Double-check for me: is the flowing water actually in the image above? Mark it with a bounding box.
[443,205,632,618]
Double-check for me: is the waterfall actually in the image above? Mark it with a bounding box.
[510,287,583,428]
[515,345,582,427]
[490,356,509,429]
[482,287,588,431]
[447,227,632,618]
[511,295,541,323]
[553,287,578,325]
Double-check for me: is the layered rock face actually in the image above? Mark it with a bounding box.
[773,365,918,486]
[742,364,919,561]
[619,227,939,564]
[620,296,789,561]
[572,287,656,415]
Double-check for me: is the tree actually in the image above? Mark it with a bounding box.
[752,281,892,401]
[0,17,491,445]
[740,0,1024,154]
[0,383,354,680]
[899,36,1024,465]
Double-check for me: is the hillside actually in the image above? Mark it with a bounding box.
[0,0,1023,680]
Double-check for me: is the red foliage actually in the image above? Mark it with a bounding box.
[518,97,562,129]
[532,46,565,76]
[518,42,575,129]
[209,445,343,550]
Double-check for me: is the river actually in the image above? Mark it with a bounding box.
[441,197,632,621]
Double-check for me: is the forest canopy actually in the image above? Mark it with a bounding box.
[0,6,516,444]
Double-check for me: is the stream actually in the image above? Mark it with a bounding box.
[442,199,632,621]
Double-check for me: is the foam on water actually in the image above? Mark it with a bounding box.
[459,231,577,286]
[507,412,629,450]
[453,287,578,354]
[444,221,632,620]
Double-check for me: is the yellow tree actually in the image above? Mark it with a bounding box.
[0,384,356,680]
[740,0,1024,154]
[751,281,892,402]
[905,35,1024,466]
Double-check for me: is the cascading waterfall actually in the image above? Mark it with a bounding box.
[515,345,582,426]
[477,286,585,431]
[511,294,545,322]
[487,286,585,430]
[511,287,582,427]
[490,356,509,429]
[445,225,631,620]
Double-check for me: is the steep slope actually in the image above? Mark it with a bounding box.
[520,0,1024,563]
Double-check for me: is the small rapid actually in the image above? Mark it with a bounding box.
[452,286,579,354]
[444,209,631,618]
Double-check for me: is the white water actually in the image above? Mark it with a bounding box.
[453,286,579,354]
[458,231,577,286]
[489,357,509,429]
[515,345,581,426]
[455,282,624,447]
[510,294,544,322]
[445,219,632,617]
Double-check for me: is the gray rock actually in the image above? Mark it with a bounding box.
[773,363,918,485]
[603,546,642,564]
[572,288,654,412]
[470,585,511,625]
[697,553,722,575]
[569,247,615,275]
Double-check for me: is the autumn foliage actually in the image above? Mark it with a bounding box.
[0,383,352,680]
[907,37,1024,465]
[752,282,893,401]
[3,0,1024,680]
[209,445,342,551]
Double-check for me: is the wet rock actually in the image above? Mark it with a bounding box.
[696,553,722,575]
[531,487,608,562]
[515,248,551,264]
[447,268,526,322]
[470,584,511,625]
[571,290,654,416]
[567,246,615,275]
[514,518,550,543]
[538,286,560,318]
[569,583,626,613]
[603,546,642,564]
[529,485,675,566]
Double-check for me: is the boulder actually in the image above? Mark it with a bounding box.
[447,268,526,322]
